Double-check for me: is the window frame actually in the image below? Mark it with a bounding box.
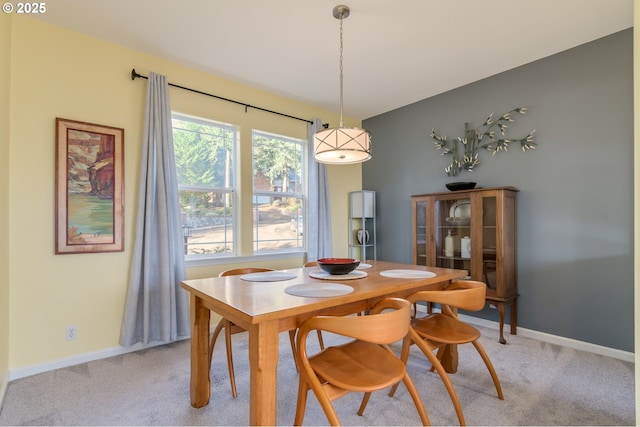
[171,113,309,266]
[172,112,238,261]
[251,129,307,254]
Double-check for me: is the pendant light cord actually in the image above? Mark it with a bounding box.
[312,5,372,164]
[338,12,345,128]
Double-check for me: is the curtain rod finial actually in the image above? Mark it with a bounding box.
[131,68,140,80]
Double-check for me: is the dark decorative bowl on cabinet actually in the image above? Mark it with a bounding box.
[446,182,477,191]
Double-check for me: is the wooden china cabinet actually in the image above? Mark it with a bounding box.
[411,186,518,344]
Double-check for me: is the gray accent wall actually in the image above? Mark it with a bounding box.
[362,29,633,352]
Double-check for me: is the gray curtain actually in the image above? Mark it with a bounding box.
[120,72,190,346]
[307,119,333,261]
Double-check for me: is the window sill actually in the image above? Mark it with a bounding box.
[185,250,306,268]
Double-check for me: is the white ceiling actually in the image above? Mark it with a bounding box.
[32,0,633,119]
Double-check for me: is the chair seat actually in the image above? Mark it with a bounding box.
[389,282,503,426]
[294,298,429,426]
[310,339,406,392]
[412,313,481,345]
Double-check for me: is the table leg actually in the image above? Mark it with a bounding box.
[248,320,279,426]
[189,294,211,408]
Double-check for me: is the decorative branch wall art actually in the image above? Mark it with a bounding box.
[55,118,124,254]
[431,107,536,177]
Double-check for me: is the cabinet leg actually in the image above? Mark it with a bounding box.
[497,304,506,344]
[510,300,518,335]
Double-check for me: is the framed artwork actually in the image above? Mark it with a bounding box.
[55,118,125,254]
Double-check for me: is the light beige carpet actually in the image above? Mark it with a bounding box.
[0,325,634,426]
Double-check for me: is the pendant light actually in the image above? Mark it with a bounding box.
[313,5,371,164]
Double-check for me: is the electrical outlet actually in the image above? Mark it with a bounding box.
[65,326,77,341]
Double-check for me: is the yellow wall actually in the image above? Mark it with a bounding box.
[6,16,362,372]
[1,13,12,399]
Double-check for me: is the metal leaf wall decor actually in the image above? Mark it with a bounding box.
[431,107,536,177]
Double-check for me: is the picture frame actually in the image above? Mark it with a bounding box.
[55,118,125,254]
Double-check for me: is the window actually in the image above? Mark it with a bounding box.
[252,130,306,252]
[172,114,236,257]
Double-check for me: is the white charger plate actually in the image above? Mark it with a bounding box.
[284,283,354,298]
[240,271,297,282]
[379,269,436,279]
[309,270,368,280]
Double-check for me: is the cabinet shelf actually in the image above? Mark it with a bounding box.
[411,186,518,344]
[349,191,376,261]
[436,255,472,261]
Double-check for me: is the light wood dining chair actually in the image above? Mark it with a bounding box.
[293,297,430,426]
[208,267,274,398]
[295,260,324,350]
[389,280,504,426]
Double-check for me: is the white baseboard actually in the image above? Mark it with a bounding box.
[414,305,634,363]
[0,372,7,414]
[8,338,188,382]
[457,313,635,363]
[7,315,634,382]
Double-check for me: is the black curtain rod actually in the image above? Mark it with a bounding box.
[131,68,315,125]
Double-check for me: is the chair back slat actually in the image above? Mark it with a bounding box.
[303,298,410,345]
[408,280,486,311]
[219,267,274,277]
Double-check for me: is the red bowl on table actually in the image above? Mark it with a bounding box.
[317,258,360,275]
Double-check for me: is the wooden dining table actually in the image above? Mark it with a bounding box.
[180,260,468,426]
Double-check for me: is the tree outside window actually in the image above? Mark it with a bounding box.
[172,114,236,256]
[252,131,306,252]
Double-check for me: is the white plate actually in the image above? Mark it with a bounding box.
[309,270,368,280]
[240,271,297,282]
[285,283,354,297]
[445,217,470,226]
[379,269,437,279]
[357,263,372,269]
[449,199,471,218]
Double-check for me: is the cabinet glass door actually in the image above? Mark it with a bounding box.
[414,200,427,265]
[435,197,471,275]
[481,195,498,293]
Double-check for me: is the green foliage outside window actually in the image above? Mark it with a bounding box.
[253,132,302,194]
